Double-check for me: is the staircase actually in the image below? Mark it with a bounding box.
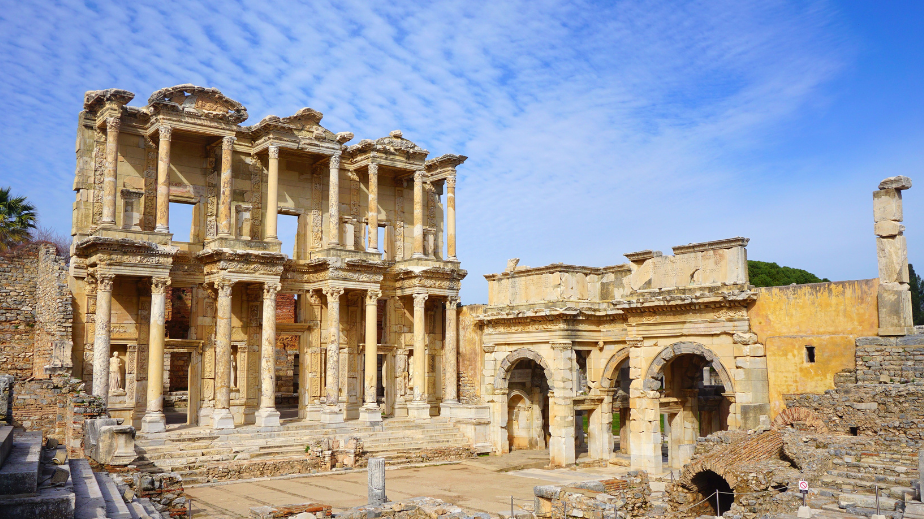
[0,425,163,519]
[134,417,473,485]
[813,437,919,518]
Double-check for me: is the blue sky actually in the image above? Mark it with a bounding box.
[0,1,922,303]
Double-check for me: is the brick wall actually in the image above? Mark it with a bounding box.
[276,292,295,323]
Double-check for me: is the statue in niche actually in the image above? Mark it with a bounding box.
[109,351,124,394]
[231,351,238,389]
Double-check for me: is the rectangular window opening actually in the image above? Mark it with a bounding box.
[378,225,386,255]
[849,426,859,436]
[278,213,299,259]
[805,345,816,364]
[169,202,195,242]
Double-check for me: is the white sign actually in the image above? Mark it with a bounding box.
[798,480,809,492]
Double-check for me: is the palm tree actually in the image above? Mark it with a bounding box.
[0,187,37,251]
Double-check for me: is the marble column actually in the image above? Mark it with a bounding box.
[361,289,383,423]
[141,276,170,433]
[446,175,457,260]
[412,170,425,258]
[328,153,342,247]
[218,136,235,238]
[367,163,379,253]
[92,273,115,402]
[256,282,282,426]
[155,125,172,233]
[368,457,386,505]
[100,117,121,227]
[265,145,280,241]
[440,296,460,417]
[322,286,344,423]
[212,280,235,429]
[408,292,430,419]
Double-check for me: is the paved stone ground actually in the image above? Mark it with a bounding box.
[185,450,635,518]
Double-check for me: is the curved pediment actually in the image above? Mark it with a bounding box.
[147,84,248,124]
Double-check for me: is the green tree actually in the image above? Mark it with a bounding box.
[0,187,37,251]
[909,263,924,325]
[748,260,829,288]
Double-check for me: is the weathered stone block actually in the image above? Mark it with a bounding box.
[874,189,903,223]
[878,286,913,334]
[877,235,909,283]
[879,175,912,190]
[875,220,905,237]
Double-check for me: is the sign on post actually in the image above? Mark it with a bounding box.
[799,480,809,493]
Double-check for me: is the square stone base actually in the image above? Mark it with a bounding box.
[211,408,235,430]
[140,412,166,434]
[321,407,344,424]
[359,405,383,424]
[407,402,431,421]
[439,401,459,419]
[304,404,323,422]
[254,408,281,427]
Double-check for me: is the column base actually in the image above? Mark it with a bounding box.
[254,407,281,427]
[411,252,425,259]
[304,404,324,422]
[321,406,344,424]
[140,411,166,434]
[439,401,459,419]
[359,404,383,424]
[211,408,235,430]
[393,401,409,418]
[407,401,431,421]
[154,225,169,233]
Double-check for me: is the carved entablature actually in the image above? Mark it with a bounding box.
[393,265,466,295]
[248,108,350,153]
[146,84,248,124]
[74,236,176,276]
[425,154,468,181]
[613,289,757,314]
[346,130,429,171]
[196,248,285,282]
[280,257,388,291]
[169,250,205,279]
[83,88,135,120]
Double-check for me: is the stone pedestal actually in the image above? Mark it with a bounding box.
[254,408,281,427]
[407,402,431,420]
[368,457,386,505]
[304,404,323,422]
[211,408,234,430]
[439,401,459,419]
[140,412,166,434]
[360,405,383,424]
[321,407,344,424]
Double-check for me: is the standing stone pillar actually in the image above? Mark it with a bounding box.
[92,273,115,402]
[548,340,576,467]
[155,125,172,233]
[875,175,914,335]
[440,296,460,418]
[100,117,121,227]
[368,457,386,505]
[412,170,425,258]
[265,145,280,241]
[408,292,430,419]
[217,136,235,237]
[328,153,342,247]
[367,162,380,253]
[212,280,235,429]
[446,175,457,260]
[361,289,383,424]
[322,286,345,423]
[256,282,282,427]
[141,276,171,433]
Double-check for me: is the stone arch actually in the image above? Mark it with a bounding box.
[598,348,630,389]
[494,347,553,392]
[771,407,829,433]
[642,341,735,393]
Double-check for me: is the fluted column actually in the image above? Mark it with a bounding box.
[265,145,280,241]
[446,175,456,260]
[322,286,345,423]
[218,136,235,237]
[141,276,170,433]
[412,170,425,258]
[256,282,282,426]
[155,125,172,233]
[212,280,235,429]
[100,117,121,227]
[367,162,379,253]
[328,153,342,247]
[442,296,460,407]
[92,273,115,402]
[361,289,383,423]
[408,292,430,419]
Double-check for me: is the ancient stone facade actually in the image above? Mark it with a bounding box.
[67,84,468,432]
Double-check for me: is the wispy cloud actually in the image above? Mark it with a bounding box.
[0,0,896,301]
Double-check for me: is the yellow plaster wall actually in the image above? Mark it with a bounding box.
[748,279,879,417]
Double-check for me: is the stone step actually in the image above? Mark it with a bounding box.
[826,469,917,487]
[138,422,463,444]
[833,458,919,477]
[837,491,900,511]
[71,459,108,519]
[0,426,13,467]
[135,497,161,518]
[136,418,453,442]
[94,472,132,519]
[819,476,914,500]
[0,431,41,495]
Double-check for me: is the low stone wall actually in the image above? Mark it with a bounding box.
[378,446,476,465]
[251,502,332,519]
[855,336,924,383]
[337,497,487,519]
[534,471,650,518]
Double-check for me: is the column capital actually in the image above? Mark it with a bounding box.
[306,289,323,305]
[626,336,644,348]
[414,169,426,182]
[413,292,429,308]
[446,295,460,309]
[330,152,342,169]
[263,282,281,299]
[222,135,236,150]
[268,145,279,159]
[368,162,378,173]
[106,117,121,132]
[151,276,171,294]
[550,340,573,350]
[323,286,344,300]
[446,175,456,188]
[96,272,115,292]
[159,125,172,141]
[215,279,235,297]
[366,289,382,305]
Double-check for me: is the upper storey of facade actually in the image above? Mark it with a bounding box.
[70,84,465,283]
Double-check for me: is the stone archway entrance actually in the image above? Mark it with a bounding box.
[492,348,553,458]
[600,350,631,454]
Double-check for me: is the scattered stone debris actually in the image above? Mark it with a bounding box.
[337,497,489,519]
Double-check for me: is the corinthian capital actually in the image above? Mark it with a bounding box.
[413,292,429,308]
[106,117,121,133]
[97,272,115,292]
[263,282,281,299]
[151,276,171,294]
[414,170,426,182]
[446,295,460,309]
[268,145,279,159]
[222,136,236,150]
[323,286,344,301]
[366,289,382,306]
[329,153,341,169]
[368,162,378,177]
[446,175,456,188]
[159,125,172,141]
[215,279,235,297]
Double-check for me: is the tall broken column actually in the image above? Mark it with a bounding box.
[875,175,914,336]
